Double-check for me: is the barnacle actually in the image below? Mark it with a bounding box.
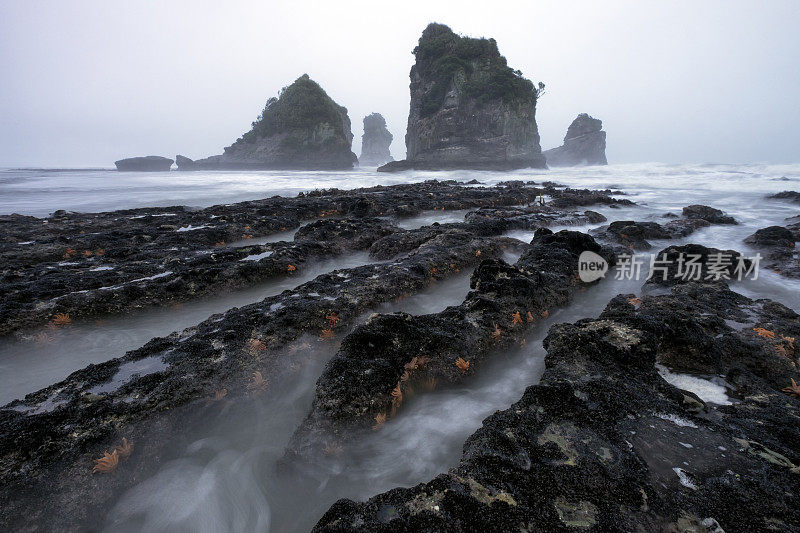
[527,311,534,323]
[511,311,523,325]
[115,438,134,459]
[491,324,502,340]
[753,327,776,339]
[325,312,340,326]
[246,338,266,354]
[247,371,268,395]
[287,264,296,272]
[52,313,72,326]
[455,357,470,373]
[320,328,335,341]
[782,378,800,398]
[92,449,119,474]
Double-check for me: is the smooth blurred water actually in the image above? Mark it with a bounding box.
[2,162,799,216]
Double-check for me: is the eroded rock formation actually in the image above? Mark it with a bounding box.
[379,23,546,172]
[358,113,393,166]
[176,75,357,170]
[543,113,607,166]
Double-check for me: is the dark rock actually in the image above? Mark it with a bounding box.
[181,75,358,170]
[743,224,800,278]
[682,205,737,225]
[312,281,800,532]
[283,230,616,461]
[358,113,393,166]
[174,154,195,169]
[592,218,712,251]
[768,191,800,204]
[542,113,607,166]
[114,156,173,172]
[0,224,520,531]
[379,23,545,172]
[644,243,751,286]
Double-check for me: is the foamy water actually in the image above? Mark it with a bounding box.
[1,163,799,532]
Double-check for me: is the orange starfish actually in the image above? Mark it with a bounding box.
[491,324,502,340]
[246,338,266,354]
[391,384,403,407]
[287,264,296,272]
[325,312,340,326]
[373,412,387,430]
[455,357,470,373]
[52,313,72,326]
[782,378,800,398]
[92,449,119,474]
[247,371,268,395]
[114,437,134,459]
[320,328,335,341]
[540,310,549,319]
[511,311,523,325]
[527,311,534,323]
[753,327,776,340]
[475,250,482,257]
[627,297,643,306]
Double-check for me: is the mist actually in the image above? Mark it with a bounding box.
[1,0,798,167]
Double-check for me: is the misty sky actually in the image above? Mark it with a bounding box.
[1,0,798,167]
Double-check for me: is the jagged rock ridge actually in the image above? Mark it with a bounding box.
[358,113,394,166]
[177,75,357,170]
[380,23,546,172]
[543,113,607,166]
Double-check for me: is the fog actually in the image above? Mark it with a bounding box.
[1,0,798,167]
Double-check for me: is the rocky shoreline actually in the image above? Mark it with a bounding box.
[1,181,798,532]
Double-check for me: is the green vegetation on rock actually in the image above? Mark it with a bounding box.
[230,74,348,149]
[413,23,539,117]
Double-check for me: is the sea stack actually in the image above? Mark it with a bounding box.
[358,113,394,166]
[543,113,607,166]
[114,155,174,171]
[379,23,546,172]
[176,74,357,170]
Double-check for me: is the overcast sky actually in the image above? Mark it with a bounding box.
[1,0,798,167]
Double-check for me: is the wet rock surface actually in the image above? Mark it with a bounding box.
[313,271,800,532]
[4,181,607,336]
[744,222,800,278]
[0,227,515,531]
[591,206,738,250]
[0,182,632,531]
[284,229,616,461]
[683,204,737,225]
[768,191,800,204]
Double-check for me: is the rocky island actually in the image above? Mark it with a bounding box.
[114,155,174,171]
[358,113,394,166]
[543,113,608,166]
[379,23,546,172]
[176,74,357,170]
